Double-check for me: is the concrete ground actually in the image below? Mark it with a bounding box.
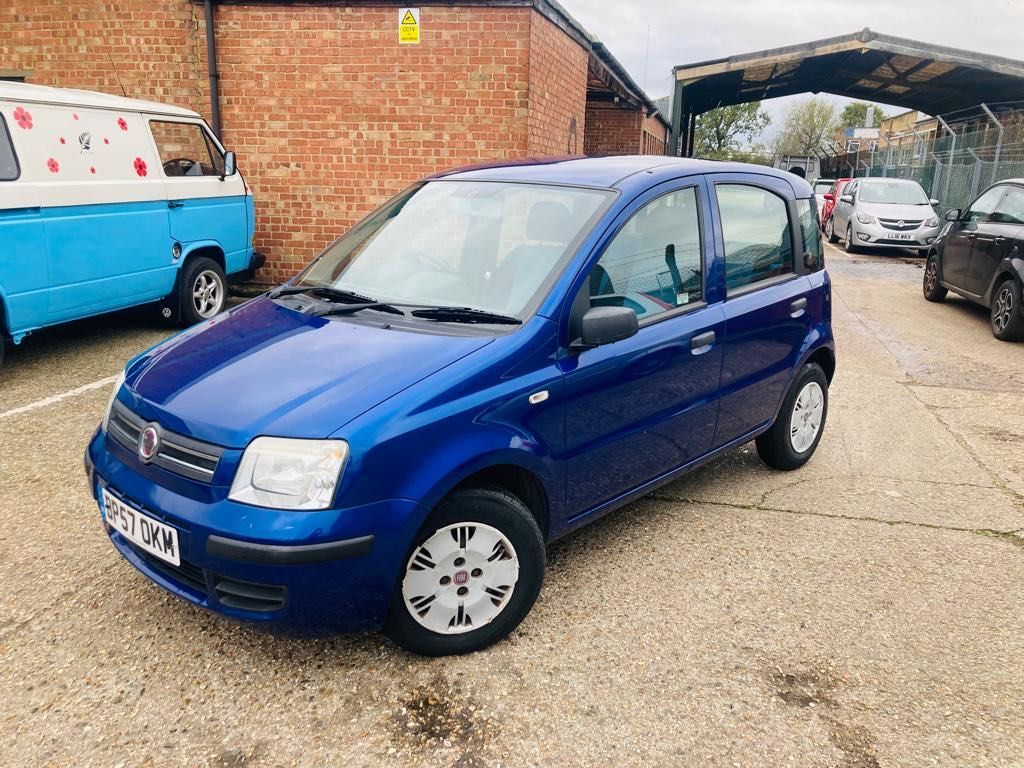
[1,244,1022,768]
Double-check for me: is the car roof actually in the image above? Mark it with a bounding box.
[435,155,812,196]
[0,82,200,119]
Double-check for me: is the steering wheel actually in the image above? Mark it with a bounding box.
[162,157,198,176]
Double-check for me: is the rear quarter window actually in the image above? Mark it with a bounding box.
[0,114,19,181]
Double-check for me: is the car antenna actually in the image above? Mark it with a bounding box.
[106,51,129,97]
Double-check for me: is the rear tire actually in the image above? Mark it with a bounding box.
[825,216,838,244]
[923,254,947,302]
[756,363,829,471]
[991,278,1024,342]
[385,487,545,656]
[179,257,227,326]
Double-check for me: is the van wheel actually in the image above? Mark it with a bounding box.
[923,254,947,302]
[179,257,226,326]
[991,278,1024,342]
[756,363,829,471]
[824,216,838,244]
[385,487,545,656]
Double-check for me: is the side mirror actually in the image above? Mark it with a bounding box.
[571,306,638,352]
[945,208,961,222]
[221,151,237,180]
[929,198,940,207]
[840,194,854,204]
[823,193,835,202]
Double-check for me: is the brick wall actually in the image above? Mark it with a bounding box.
[525,12,588,156]
[641,112,668,155]
[585,102,642,156]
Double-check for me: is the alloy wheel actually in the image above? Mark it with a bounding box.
[994,286,1014,333]
[192,269,224,319]
[925,259,939,293]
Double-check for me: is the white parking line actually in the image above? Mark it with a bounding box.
[0,375,117,421]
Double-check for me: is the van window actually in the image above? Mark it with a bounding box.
[0,115,18,181]
[150,120,224,177]
[716,184,794,293]
[588,187,702,322]
[796,199,824,272]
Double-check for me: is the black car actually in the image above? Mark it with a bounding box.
[923,180,1024,341]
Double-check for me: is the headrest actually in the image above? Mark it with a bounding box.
[527,201,572,243]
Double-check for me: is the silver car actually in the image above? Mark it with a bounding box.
[827,177,941,253]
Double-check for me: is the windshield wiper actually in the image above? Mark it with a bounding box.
[409,306,522,325]
[268,284,381,304]
[311,302,405,317]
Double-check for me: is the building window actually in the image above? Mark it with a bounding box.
[846,140,860,153]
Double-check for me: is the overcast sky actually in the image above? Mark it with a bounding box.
[559,0,1024,142]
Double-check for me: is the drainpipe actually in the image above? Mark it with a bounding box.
[204,0,222,139]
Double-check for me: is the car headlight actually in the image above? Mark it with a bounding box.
[925,216,939,227]
[856,212,876,225]
[101,369,127,432]
[229,437,348,510]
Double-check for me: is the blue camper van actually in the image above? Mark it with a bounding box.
[0,83,261,366]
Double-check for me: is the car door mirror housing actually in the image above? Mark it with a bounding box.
[571,306,638,352]
[221,151,237,180]
[945,208,961,222]
[929,198,940,207]
[823,193,834,202]
[840,194,854,204]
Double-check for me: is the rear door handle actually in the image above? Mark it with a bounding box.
[790,297,808,317]
[168,200,184,209]
[690,330,716,353]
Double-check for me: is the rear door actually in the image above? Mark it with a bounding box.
[943,185,1005,293]
[147,119,249,274]
[560,178,725,518]
[966,185,1024,297]
[707,174,813,447]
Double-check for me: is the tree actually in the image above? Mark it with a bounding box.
[775,96,837,156]
[694,103,771,159]
[839,101,887,129]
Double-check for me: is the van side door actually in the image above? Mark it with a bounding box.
[148,119,249,275]
[559,178,725,524]
[0,109,48,339]
[707,174,815,447]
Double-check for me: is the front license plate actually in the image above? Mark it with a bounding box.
[893,233,913,240]
[101,488,181,566]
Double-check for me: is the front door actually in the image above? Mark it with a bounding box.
[561,181,724,519]
[147,119,249,274]
[944,185,1006,293]
[966,185,1024,297]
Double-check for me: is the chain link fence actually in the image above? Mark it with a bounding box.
[821,103,1024,215]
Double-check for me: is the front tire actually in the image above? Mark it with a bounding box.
[179,257,227,326]
[825,216,838,243]
[756,363,829,471]
[844,223,859,254]
[923,254,947,302]
[385,487,545,656]
[991,278,1024,342]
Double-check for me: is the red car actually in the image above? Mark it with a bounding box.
[820,177,852,232]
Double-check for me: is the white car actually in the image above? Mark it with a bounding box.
[827,177,941,254]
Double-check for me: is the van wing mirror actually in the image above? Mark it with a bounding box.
[221,151,237,180]
[571,306,638,352]
[945,208,962,222]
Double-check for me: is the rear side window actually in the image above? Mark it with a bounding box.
[796,199,824,272]
[0,115,19,181]
[588,187,703,322]
[150,120,224,177]
[716,184,794,293]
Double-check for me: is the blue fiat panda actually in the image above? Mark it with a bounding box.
[85,157,835,656]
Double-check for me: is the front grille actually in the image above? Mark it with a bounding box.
[213,575,287,612]
[108,400,225,483]
[133,545,208,594]
[878,218,923,231]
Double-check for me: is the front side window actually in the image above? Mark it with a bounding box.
[796,199,824,272]
[150,120,224,177]
[587,187,703,322]
[297,181,612,319]
[716,184,794,293]
[0,114,18,181]
[965,185,1007,222]
[992,186,1024,225]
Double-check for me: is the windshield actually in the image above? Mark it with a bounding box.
[814,180,833,194]
[859,181,929,205]
[295,180,612,319]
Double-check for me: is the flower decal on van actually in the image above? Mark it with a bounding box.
[47,158,60,174]
[133,157,148,177]
[118,117,128,131]
[13,107,33,130]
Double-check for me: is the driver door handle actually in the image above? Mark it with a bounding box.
[168,200,184,209]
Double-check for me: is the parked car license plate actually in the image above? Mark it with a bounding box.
[893,233,913,240]
[101,488,180,566]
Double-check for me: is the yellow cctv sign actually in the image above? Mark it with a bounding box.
[399,8,420,44]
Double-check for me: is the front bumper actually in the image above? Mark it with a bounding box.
[851,220,940,249]
[85,428,428,631]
